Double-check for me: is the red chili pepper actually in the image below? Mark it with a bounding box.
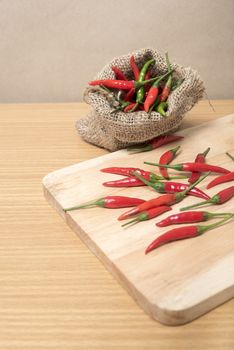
[156,211,231,227]
[159,53,172,102]
[103,175,188,188]
[101,166,187,184]
[111,66,127,81]
[103,177,147,187]
[89,76,160,91]
[159,145,180,179]
[145,215,233,254]
[180,186,234,211]
[122,206,172,227]
[130,55,140,80]
[101,167,154,178]
[124,102,138,112]
[89,79,134,90]
[144,67,152,92]
[64,195,145,211]
[206,172,234,189]
[127,134,184,153]
[144,161,230,175]
[188,147,210,183]
[118,173,208,220]
[145,67,151,81]
[226,152,234,161]
[132,172,210,200]
[124,88,135,102]
[144,70,173,112]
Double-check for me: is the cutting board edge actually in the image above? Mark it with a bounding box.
[43,182,234,326]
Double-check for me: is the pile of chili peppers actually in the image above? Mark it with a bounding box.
[89,53,183,115]
[64,134,234,255]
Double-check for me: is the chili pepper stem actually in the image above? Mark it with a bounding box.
[180,199,212,211]
[146,214,233,254]
[226,152,234,161]
[132,172,158,189]
[64,199,103,211]
[198,214,234,234]
[121,218,139,227]
[179,172,210,196]
[203,147,211,157]
[138,71,174,88]
[209,212,234,218]
[129,170,187,181]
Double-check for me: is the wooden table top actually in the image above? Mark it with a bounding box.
[0,100,233,350]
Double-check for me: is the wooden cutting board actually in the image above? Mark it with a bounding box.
[43,114,234,325]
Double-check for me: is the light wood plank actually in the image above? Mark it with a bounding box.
[0,101,234,348]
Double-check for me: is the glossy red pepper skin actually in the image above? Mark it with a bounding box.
[64,195,145,211]
[145,226,198,254]
[100,167,152,178]
[89,77,161,91]
[188,147,210,183]
[156,211,210,227]
[118,194,176,221]
[103,176,188,188]
[163,182,210,199]
[146,215,233,254]
[144,86,159,112]
[156,211,231,227]
[154,181,210,200]
[159,145,180,179]
[144,161,230,174]
[89,79,134,90]
[160,85,171,102]
[132,172,210,200]
[144,70,173,112]
[130,55,140,80]
[175,162,230,174]
[206,172,234,189]
[111,66,127,81]
[122,206,172,227]
[217,186,234,203]
[118,173,209,220]
[127,134,184,153]
[180,186,234,211]
[103,177,146,187]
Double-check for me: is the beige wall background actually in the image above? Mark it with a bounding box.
[0,0,233,103]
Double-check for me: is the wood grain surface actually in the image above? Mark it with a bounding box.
[0,101,234,348]
[43,114,234,326]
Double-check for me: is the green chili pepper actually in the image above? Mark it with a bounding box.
[156,101,168,116]
[136,58,155,105]
[149,97,160,114]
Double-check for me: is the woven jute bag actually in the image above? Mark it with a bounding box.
[76,48,205,151]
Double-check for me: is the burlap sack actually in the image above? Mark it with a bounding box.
[76,48,205,151]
